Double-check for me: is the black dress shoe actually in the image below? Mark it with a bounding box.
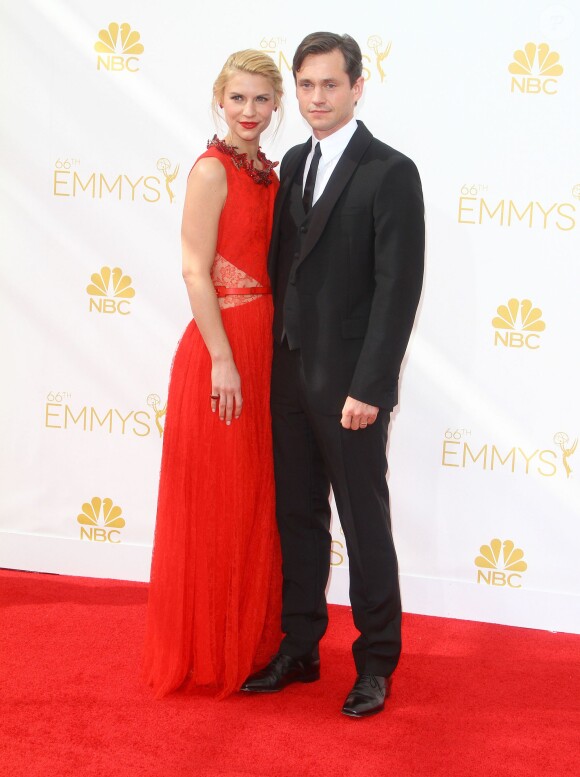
[341,674,389,718]
[240,653,320,693]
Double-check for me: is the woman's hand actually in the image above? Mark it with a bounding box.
[211,356,243,424]
[180,158,242,426]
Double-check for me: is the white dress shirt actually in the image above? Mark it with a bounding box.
[302,117,358,206]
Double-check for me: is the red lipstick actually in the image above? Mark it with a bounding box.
[240,122,258,129]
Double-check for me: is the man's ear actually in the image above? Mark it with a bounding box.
[352,75,364,105]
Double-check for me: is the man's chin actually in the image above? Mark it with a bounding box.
[307,116,334,131]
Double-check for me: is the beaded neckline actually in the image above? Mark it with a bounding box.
[207,136,278,186]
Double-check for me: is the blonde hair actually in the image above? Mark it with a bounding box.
[212,49,284,127]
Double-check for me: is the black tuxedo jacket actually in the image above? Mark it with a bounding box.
[268,121,425,413]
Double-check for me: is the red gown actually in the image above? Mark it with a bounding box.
[143,140,282,699]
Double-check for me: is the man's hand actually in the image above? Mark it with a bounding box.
[340,396,379,430]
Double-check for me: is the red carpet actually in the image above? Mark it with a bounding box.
[1,569,578,777]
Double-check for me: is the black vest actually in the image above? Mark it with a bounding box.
[273,158,313,349]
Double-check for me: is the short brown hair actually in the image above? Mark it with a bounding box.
[292,32,362,86]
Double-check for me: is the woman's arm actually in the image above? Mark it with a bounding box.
[181,158,242,424]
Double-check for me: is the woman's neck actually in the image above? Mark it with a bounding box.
[224,135,260,162]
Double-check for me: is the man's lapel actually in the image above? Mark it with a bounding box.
[298,121,373,265]
[268,140,311,280]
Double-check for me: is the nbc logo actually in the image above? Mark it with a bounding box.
[95,23,144,72]
[492,298,545,349]
[87,266,135,315]
[77,497,125,543]
[475,539,527,588]
[509,42,563,94]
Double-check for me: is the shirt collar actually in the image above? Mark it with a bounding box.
[311,117,358,162]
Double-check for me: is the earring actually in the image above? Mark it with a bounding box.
[219,103,223,109]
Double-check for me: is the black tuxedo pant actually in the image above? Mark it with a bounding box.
[270,341,402,677]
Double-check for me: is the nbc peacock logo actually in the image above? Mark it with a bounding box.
[77,497,125,543]
[509,42,563,94]
[475,539,527,588]
[492,298,546,349]
[86,266,135,315]
[95,22,144,72]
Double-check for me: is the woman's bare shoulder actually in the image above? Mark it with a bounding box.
[188,155,227,186]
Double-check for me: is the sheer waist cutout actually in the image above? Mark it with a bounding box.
[211,253,270,309]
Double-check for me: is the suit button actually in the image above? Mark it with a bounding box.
[300,226,308,233]
[294,252,299,258]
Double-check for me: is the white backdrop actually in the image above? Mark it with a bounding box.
[1,0,579,633]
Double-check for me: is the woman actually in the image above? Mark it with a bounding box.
[143,51,284,699]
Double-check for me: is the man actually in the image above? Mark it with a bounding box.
[242,32,424,717]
